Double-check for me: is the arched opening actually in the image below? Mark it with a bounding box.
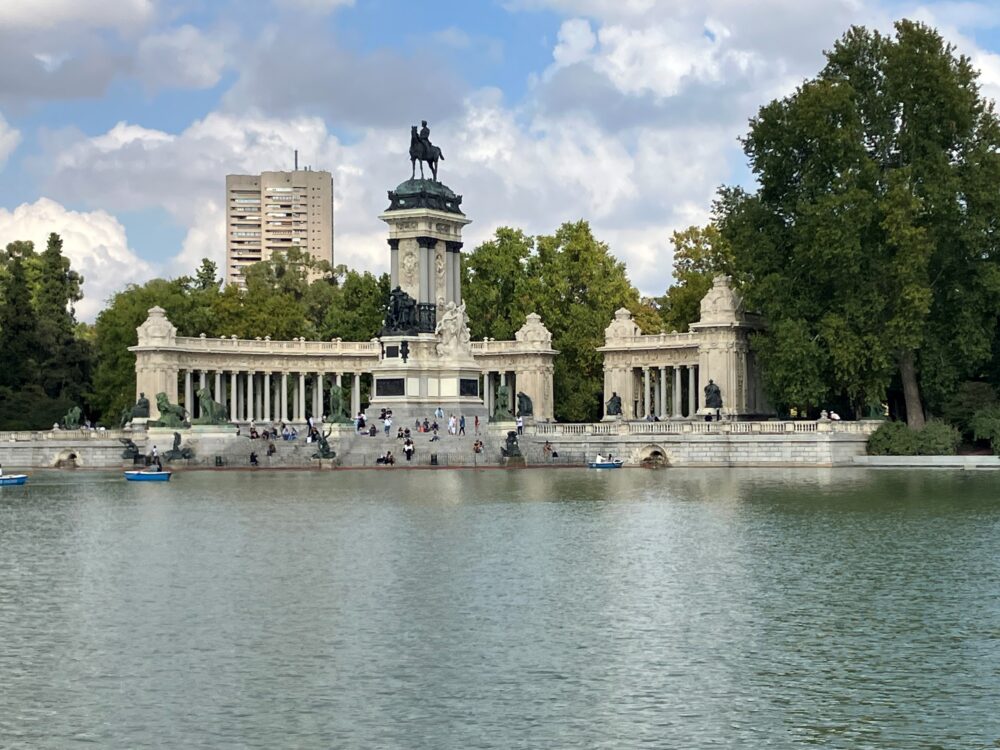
[638,444,669,468]
[54,450,78,469]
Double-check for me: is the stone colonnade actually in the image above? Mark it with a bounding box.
[178,368,363,423]
[598,277,772,419]
[131,307,558,422]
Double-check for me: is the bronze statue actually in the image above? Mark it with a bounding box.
[327,386,351,423]
[704,380,723,409]
[517,391,533,417]
[192,387,228,425]
[152,393,187,429]
[501,430,522,459]
[410,121,444,182]
[164,431,194,461]
[493,384,511,421]
[312,427,336,459]
[63,405,82,429]
[382,286,418,335]
[606,392,622,416]
[132,393,150,419]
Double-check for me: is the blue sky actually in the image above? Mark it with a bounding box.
[0,0,998,319]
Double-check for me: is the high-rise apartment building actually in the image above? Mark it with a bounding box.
[225,168,334,286]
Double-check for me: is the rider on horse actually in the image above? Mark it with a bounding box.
[410,120,444,181]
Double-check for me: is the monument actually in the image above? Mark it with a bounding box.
[369,121,487,421]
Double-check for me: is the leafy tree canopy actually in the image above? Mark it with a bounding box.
[718,20,1000,423]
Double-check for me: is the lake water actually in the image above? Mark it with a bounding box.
[1,468,998,749]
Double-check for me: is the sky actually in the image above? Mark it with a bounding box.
[0,0,998,320]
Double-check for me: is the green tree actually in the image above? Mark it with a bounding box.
[462,227,539,341]
[321,267,390,342]
[719,21,1000,424]
[657,224,733,332]
[529,221,654,422]
[0,244,38,389]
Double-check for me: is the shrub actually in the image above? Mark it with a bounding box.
[866,420,960,456]
[970,405,1000,454]
[867,421,917,455]
[914,420,961,456]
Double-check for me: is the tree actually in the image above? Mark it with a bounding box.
[657,224,733,332]
[0,245,38,389]
[529,221,656,421]
[320,267,390,342]
[462,227,539,341]
[719,21,1000,424]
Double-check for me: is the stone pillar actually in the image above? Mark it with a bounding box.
[672,367,682,418]
[315,372,324,420]
[418,239,432,303]
[500,372,507,387]
[280,373,289,423]
[263,373,271,422]
[484,372,493,415]
[184,371,193,418]
[230,371,238,423]
[246,371,255,422]
[298,372,306,422]
[254,375,262,422]
[214,371,222,404]
[688,365,697,417]
[389,239,400,289]
[351,372,361,416]
[643,367,651,418]
[659,367,667,419]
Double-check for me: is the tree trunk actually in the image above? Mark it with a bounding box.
[898,350,925,429]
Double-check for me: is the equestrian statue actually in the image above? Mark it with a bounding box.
[410,120,444,182]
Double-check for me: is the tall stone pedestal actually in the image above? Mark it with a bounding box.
[368,333,487,422]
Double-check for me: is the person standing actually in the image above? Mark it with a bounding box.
[474,415,480,435]
[459,415,466,436]
[516,414,524,436]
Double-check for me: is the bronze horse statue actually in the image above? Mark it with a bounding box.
[410,125,444,181]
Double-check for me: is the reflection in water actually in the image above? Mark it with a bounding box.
[1,468,998,748]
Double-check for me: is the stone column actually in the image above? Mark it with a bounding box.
[389,239,400,288]
[298,372,307,422]
[688,365,697,417]
[315,372,324,420]
[246,370,255,422]
[214,371,222,404]
[643,367,651,418]
[280,372,289,423]
[254,375,262,422]
[672,367,683,418]
[184,371,193,418]
[484,372,492,415]
[230,371,238,423]
[659,367,667,419]
[352,372,361,416]
[263,372,271,422]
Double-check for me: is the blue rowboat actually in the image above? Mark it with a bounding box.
[0,474,28,486]
[588,460,624,469]
[124,470,172,482]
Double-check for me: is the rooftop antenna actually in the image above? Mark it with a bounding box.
[294,149,299,171]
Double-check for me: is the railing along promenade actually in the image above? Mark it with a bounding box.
[527,420,878,437]
[0,428,132,442]
[170,334,381,355]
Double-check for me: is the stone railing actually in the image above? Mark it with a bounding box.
[527,420,880,437]
[0,429,132,442]
[164,335,381,355]
[601,331,700,350]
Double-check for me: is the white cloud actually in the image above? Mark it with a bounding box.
[0,198,153,320]
[0,112,21,169]
[0,0,155,31]
[273,0,354,12]
[135,25,228,91]
[553,19,597,67]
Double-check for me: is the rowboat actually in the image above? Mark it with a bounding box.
[0,474,28,486]
[588,460,624,469]
[124,470,172,482]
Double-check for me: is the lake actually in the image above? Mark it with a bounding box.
[1,468,998,748]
